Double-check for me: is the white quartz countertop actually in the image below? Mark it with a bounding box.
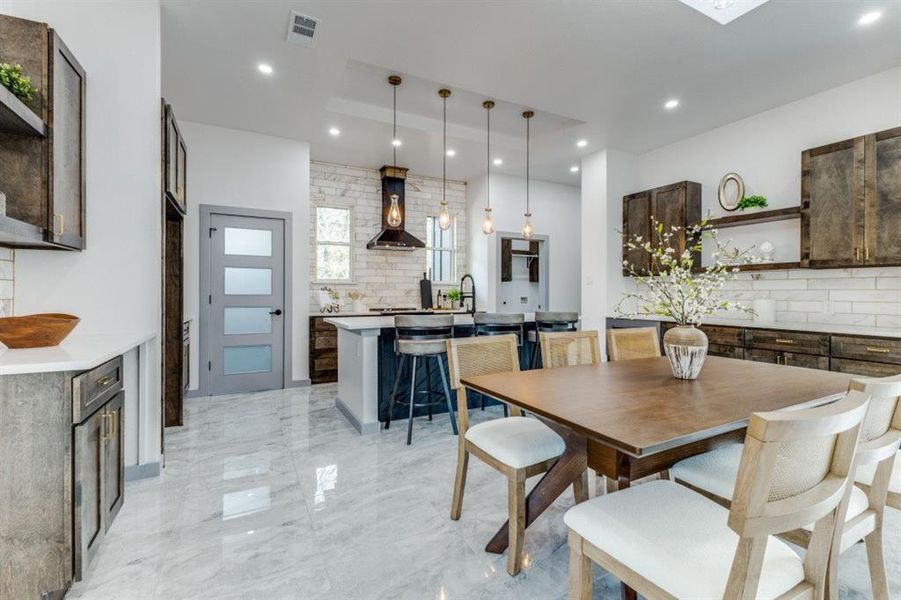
[326,313,539,331]
[607,315,901,339]
[0,331,156,375]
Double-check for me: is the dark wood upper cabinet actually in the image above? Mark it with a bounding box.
[802,126,901,269]
[163,103,187,215]
[622,181,700,276]
[0,15,85,250]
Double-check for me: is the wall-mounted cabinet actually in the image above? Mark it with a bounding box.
[801,126,901,268]
[163,102,187,215]
[622,181,701,275]
[0,15,86,250]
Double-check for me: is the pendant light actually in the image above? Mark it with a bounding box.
[386,75,402,227]
[521,110,534,240]
[482,100,496,235]
[437,88,452,231]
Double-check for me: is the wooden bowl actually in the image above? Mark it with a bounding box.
[0,313,81,349]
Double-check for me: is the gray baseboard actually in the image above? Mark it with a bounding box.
[335,396,380,435]
[288,378,311,388]
[125,462,161,481]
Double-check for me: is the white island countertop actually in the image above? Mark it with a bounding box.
[607,314,901,339]
[326,313,540,331]
[0,331,156,375]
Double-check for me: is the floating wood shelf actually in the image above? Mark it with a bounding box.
[0,86,46,137]
[697,207,801,229]
[692,261,801,274]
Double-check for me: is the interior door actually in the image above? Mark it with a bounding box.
[208,213,285,395]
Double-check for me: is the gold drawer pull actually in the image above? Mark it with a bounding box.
[53,213,65,236]
[866,347,891,354]
[96,375,115,387]
[100,413,112,442]
[775,338,795,345]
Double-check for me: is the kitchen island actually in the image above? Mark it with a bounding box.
[325,314,537,434]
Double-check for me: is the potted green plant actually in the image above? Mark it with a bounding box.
[0,63,38,103]
[616,219,754,379]
[446,288,462,308]
[737,195,768,212]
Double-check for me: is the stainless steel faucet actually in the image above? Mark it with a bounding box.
[459,274,476,315]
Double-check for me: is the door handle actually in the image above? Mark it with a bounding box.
[269,309,283,316]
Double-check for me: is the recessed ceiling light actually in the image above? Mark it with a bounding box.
[570,165,580,173]
[493,158,503,166]
[576,140,588,148]
[392,139,402,147]
[858,11,882,25]
[446,149,456,157]
[664,99,680,110]
[257,63,274,75]
[328,127,340,136]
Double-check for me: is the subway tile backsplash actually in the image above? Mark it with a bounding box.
[0,248,13,317]
[715,267,901,329]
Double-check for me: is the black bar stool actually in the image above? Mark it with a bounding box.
[385,314,457,445]
[474,313,525,415]
[527,311,579,369]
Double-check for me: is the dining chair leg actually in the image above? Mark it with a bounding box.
[567,530,592,600]
[507,472,526,576]
[865,528,890,600]
[425,356,434,421]
[406,355,418,446]
[450,444,469,520]
[436,355,458,435]
[573,469,589,503]
[385,354,405,430]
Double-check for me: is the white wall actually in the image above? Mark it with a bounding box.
[467,173,581,313]
[603,66,901,327]
[180,122,311,390]
[1,0,163,466]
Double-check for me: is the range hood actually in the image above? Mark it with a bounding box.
[366,165,426,250]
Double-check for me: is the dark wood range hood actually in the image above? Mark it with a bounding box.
[366,165,426,251]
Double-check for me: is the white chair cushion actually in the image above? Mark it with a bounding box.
[465,417,564,469]
[564,480,805,600]
[673,443,871,526]
[855,450,901,494]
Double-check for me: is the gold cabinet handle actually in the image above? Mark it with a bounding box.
[854,247,861,262]
[109,410,117,437]
[865,246,870,262]
[866,347,891,354]
[100,413,112,442]
[775,338,795,345]
[96,375,114,387]
[53,213,65,236]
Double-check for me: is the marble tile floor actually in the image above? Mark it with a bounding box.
[68,384,901,600]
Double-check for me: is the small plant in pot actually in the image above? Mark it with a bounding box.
[445,288,462,308]
[615,218,754,379]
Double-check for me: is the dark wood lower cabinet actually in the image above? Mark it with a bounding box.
[310,316,338,384]
[746,348,829,370]
[708,343,744,360]
[831,357,901,377]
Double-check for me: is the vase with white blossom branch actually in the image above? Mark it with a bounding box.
[615,218,755,379]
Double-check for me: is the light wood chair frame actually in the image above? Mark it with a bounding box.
[676,377,901,600]
[446,335,589,576]
[605,326,661,362]
[568,391,869,600]
[538,330,601,370]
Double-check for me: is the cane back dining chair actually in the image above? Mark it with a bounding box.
[539,330,601,369]
[605,326,661,362]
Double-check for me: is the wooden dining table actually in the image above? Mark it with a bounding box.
[461,356,852,597]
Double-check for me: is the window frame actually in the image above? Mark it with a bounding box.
[425,216,457,284]
[314,204,354,284]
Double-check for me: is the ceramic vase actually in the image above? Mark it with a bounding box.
[663,325,708,380]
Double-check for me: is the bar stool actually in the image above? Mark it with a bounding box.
[526,311,579,369]
[385,314,457,445]
[474,313,525,415]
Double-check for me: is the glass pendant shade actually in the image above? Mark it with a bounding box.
[386,193,402,227]
[438,201,452,231]
[521,213,533,240]
[482,208,495,235]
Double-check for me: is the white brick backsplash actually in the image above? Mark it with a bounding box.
[309,161,468,312]
[0,252,13,314]
[704,266,901,328]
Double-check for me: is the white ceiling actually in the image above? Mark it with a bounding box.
[161,0,901,185]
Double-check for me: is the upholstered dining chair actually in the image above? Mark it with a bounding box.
[854,374,901,516]
[539,330,601,369]
[605,326,661,362]
[446,334,588,575]
[670,375,901,600]
[565,390,869,600]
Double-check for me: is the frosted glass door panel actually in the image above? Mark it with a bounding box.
[224,307,272,335]
[224,268,272,295]
[223,345,272,375]
[224,228,272,256]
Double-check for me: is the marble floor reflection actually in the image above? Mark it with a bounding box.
[68,384,901,599]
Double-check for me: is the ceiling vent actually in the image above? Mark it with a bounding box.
[287,11,319,46]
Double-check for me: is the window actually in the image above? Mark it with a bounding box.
[315,206,352,281]
[425,216,456,283]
